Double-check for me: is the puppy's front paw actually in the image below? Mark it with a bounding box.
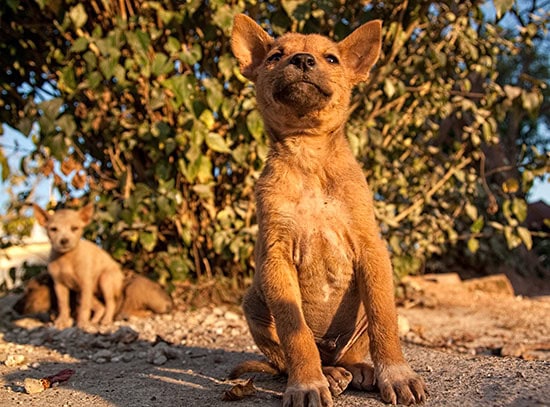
[376,364,427,405]
[283,380,333,407]
[77,321,99,333]
[54,316,74,330]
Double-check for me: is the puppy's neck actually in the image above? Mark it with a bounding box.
[268,125,350,171]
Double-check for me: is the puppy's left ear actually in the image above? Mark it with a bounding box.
[79,203,94,225]
[338,20,382,85]
[231,14,274,82]
[33,204,50,227]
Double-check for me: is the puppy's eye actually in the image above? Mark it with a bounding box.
[71,226,79,232]
[49,226,57,232]
[325,54,339,64]
[267,52,283,63]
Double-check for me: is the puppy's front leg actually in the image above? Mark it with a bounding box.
[52,281,73,329]
[77,281,94,329]
[358,234,427,405]
[260,249,332,407]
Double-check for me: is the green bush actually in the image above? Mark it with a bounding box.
[1,0,548,282]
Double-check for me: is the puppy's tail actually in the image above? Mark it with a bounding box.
[228,359,282,379]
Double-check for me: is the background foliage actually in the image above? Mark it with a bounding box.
[1,0,548,285]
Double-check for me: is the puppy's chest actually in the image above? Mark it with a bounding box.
[48,256,82,290]
[289,188,357,276]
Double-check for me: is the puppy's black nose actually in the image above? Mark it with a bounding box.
[289,53,316,71]
[60,238,68,246]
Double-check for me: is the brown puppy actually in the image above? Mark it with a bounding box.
[231,14,426,406]
[34,203,124,330]
[14,272,173,319]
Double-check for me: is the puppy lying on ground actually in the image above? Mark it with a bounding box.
[230,14,427,406]
[14,271,173,320]
[33,204,171,329]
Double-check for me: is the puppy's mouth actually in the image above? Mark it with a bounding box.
[273,78,333,113]
[52,241,76,253]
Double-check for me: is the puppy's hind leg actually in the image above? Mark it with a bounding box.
[336,331,376,392]
[90,297,106,324]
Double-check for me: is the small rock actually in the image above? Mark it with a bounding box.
[397,315,410,336]
[92,349,113,363]
[463,274,515,296]
[224,311,240,321]
[152,354,168,365]
[4,354,26,367]
[122,353,134,363]
[112,326,139,344]
[24,377,46,394]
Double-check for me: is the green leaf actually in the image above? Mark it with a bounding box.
[246,110,264,141]
[162,74,195,110]
[165,36,181,54]
[71,37,89,53]
[205,132,231,153]
[465,203,478,221]
[467,237,479,254]
[218,53,234,79]
[39,98,63,120]
[56,115,77,138]
[503,226,522,250]
[383,79,396,98]
[99,54,120,79]
[59,65,77,93]
[516,226,532,250]
[0,151,9,182]
[69,3,88,29]
[203,78,223,111]
[502,178,519,193]
[511,198,527,223]
[199,110,215,130]
[151,53,173,77]
[470,217,484,234]
[212,4,238,35]
[139,230,157,252]
[521,90,542,116]
[180,43,202,66]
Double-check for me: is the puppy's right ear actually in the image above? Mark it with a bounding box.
[33,204,50,227]
[231,14,274,82]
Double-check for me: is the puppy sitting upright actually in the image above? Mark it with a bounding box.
[231,15,426,406]
[33,203,124,330]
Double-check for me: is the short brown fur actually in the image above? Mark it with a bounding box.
[34,203,125,330]
[231,14,427,406]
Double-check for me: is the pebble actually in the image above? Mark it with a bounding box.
[2,304,252,372]
[4,354,26,367]
[92,349,113,363]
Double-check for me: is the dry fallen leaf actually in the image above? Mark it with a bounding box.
[222,378,256,401]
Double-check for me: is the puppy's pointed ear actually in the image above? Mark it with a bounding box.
[33,204,50,226]
[79,203,94,225]
[338,20,382,85]
[231,14,274,82]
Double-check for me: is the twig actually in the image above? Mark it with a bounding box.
[393,156,472,224]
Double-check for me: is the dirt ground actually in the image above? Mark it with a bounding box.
[1,273,549,407]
